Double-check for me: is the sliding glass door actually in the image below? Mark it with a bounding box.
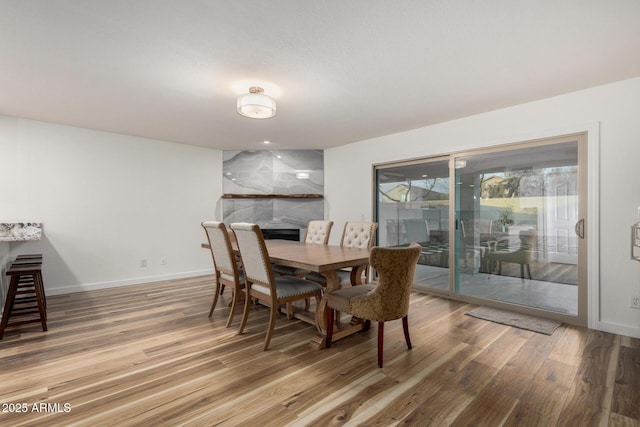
[375,133,587,326]
[375,157,450,294]
[454,135,586,324]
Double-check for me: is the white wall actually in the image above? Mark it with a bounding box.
[325,76,640,339]
[0,116,221,294]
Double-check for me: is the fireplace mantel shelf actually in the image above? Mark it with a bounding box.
[221,194,323,199]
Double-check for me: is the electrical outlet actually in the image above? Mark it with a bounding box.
[140,259,147,268]
[161,257,167,265]
[631,295,640,309]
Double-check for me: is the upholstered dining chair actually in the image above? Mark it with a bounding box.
[272,220,334,277]
[325,243,421,368]
[230,222,324,350]
[201,221,245,327]
[306,221,378,286]
[271,220,334,316]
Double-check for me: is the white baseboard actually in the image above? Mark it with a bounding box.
[595,320,640,339]
[45,269,214,296]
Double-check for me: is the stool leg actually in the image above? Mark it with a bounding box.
[33,273,47,332]
[0,276,19,340]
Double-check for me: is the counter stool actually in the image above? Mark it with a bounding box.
[0,261,47,339]
[9,257,46,309]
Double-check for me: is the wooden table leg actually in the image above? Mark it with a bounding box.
[309,270,339,350]
[309,266,368,350]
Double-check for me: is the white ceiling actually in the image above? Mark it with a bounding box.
[1,1,639,150]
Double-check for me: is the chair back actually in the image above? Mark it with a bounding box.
[519,230,536,249]
[230,223,274,292]
[351,243,421,321]
[304,220,334,245]
[202,221,237,277]
[518,230,537,262]
[340,221,378,249]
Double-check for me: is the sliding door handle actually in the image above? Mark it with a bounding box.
[575,219,585,239]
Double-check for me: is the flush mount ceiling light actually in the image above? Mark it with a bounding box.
[237,86,276,119]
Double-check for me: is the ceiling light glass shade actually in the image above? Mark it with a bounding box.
[237,87,276,119]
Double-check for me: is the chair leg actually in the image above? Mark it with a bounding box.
[326,307,334,348]
[402,315,412,349]
[263,303,278,351]
[526,264,532,280]
[378,321,385,368]
[208,280,221,317]
[226,289,240,328]
[238,290,252,334]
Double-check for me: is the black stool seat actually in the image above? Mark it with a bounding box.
[0,261,47,339]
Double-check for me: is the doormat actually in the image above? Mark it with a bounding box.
[466,306,562,335]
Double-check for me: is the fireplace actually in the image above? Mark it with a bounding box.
[261,228,300,241]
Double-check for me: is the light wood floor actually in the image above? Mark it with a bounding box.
[0,275,638,426]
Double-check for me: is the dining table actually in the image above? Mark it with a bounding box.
[202,239,371,349]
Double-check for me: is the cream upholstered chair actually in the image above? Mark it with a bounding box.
[201,221,245,327]
[230,222,324,350]
[306,221,378,286]
[303,220,334,245]
[272,220,334,277]
[272,220,334,316]
[325,243,421,368]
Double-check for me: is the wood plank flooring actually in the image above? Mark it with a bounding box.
[0,275,638,426]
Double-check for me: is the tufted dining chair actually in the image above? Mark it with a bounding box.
[272,220,334,277]
[201,221,245,327]
[271,220,334,316]
[325,243,421,368]
[306,221,378,286]
[230,222,324,350]
[304,220,334,245]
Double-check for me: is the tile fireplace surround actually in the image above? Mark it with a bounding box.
[222,150,324,235]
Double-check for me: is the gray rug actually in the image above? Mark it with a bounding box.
[466,306,562,335]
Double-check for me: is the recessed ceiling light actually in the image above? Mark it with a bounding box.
[263,140,271,144]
